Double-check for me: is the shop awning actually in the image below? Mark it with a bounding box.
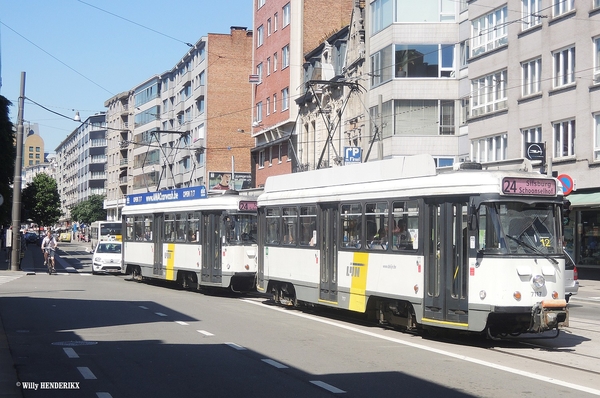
[567,191,600,208]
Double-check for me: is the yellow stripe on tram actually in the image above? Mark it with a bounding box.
[421,317,469,328]
[348,252,369,312]
[165,243,175,281]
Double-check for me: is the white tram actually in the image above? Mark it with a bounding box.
[257,155,569,336]
[122,186,259,292]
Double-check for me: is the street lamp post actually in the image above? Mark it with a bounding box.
[11,72,26,271]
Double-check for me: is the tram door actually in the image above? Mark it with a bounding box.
[201,212,222,284]
[319,204,338,302]
[423,201,469,325]
[153,214,163,276]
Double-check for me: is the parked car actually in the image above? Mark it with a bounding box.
[59,231,71,242]
[92,241,123,275]
[564,251,580,303]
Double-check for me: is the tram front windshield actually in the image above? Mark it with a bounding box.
[223,214,257,244]
[477,202,561,255]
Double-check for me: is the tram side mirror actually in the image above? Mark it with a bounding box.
[468,203,478,231]
[475,249,484,267]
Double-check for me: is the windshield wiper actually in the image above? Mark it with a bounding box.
[505,234,558,265]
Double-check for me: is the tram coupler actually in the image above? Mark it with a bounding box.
[530,299,568,333]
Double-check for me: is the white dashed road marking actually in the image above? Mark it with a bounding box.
[77,366,97,380]
[226,342,246,350]
[197,330,214,336]
[262,359,288,369]
[310,380,346,394]
[63,347,79,358]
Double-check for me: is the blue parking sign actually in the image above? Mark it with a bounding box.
[344,147,362,164]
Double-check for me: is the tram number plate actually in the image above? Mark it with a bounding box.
[502,177,556,196]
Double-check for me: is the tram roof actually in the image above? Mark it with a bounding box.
[260,155,561,205]
[122,191,258,215]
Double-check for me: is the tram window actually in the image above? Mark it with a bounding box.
[282,207,298,245]
[236,214,257,243]
[188,213,200,242]
[175,213,186,242]
[341,203,362,249]
[366,202,388,250]
[125,216,134,241]
[134,216,145,241]
[164,214,175,242]
[392,200,419,251]
[266,207,281,245]
[299,206,317,247]
[144,216,152,241]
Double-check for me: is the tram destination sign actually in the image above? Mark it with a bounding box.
[239,201,258,212]
[501,177,556,196]
[126,186,207,205]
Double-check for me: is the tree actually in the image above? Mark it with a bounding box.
[0,96,16,226]
[69,195,106,225]
[21,173,62,228]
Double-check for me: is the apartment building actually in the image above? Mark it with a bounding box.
[54,113,107,222]
[465,1,600,269]
[23,123,44,167]
[252,0,354,187]
[103,26,254,220]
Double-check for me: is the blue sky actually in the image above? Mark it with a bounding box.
[0,0,253,152]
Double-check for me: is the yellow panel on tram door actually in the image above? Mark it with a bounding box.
[349,252,369,312]
[165,243,175,281]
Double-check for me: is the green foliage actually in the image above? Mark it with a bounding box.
[21,173,61,228]
[0,96,16,226]
[70,194,107,224]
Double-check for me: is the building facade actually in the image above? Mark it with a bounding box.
[54,113,107,223]
[252,0,354,187]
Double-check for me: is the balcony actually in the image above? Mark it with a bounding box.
[194,85,205,101]
[181,71,192,87]
[175,101,185,115]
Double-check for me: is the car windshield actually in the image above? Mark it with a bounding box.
[96,243,122,254]
[477,201,561,255]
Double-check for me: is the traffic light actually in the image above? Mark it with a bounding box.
[563,200,571,226]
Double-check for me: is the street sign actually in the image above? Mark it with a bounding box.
[344,147,362,164]
[557,174,574,195]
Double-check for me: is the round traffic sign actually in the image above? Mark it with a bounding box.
[557,174,574,195]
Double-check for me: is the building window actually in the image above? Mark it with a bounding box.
[472,134,507,162]
[29,146,33,151]
[393,100,455,136]
[36,147,40,152]
[273,93,277,112]
[459,40,469,69]
[274,12,278,31]
[283,3,290,27]
[273,52,278,71]
[282,88,289,111]
[256,101,263,122]
[471,6,508,57]
[471,69,507,117]
[29,153,33,159]
[522,57,541,96]
[257,25,264,47]
[259,150,265,168]
[553,0,574,17]
[257,63,263,83]
[282,45,290,69]
[521,126,542,157]
[278,144,283,163]
[522,0,541,30]
[266,97,271,116]
[594,37,600,84]
[594,113,600,160]
[460,97,469,125]
[267,18,271,36]
[257,0,265,9]
[371,46,392,86]
[267,57,271,75]
[394,44,455,78]
[553,46,575,88]
[553,119,575,158]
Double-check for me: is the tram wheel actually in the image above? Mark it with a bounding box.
[131,266,142,282]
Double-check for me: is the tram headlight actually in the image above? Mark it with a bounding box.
[532,275,545,289]
[479,290,486,300]
[552,291,559,299]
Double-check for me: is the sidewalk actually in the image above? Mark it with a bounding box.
[0,244,33,398]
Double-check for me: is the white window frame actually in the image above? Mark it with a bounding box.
[471,6,508,57]
[282,88,289,111]
[282,45,290,69]
[553,119,575,158]
[256,101,263,123]
[522,0,541,30]
[257,63,263,83]
[521,126,542,157]
[273,93,277,112]
[471,133,507,163]
[594,37,600,84]
[553,0,574,17]
[522,57,541,96]
[259,150,265,168]
[266,97,270,116]
[257,25,264,47]
[594,113,600,160]
[471,69,507,117]
[553,46,575,88]
[257,0,265,9]
[273,52,278,72]
[283,3,291,27]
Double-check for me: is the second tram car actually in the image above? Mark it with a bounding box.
[257,155,568,336]
[122,186,259,292]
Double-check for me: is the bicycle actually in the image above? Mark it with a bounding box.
[44,247,56,274]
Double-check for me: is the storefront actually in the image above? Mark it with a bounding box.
[566,190,600,270]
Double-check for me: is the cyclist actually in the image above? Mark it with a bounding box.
[41,230,58,274]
